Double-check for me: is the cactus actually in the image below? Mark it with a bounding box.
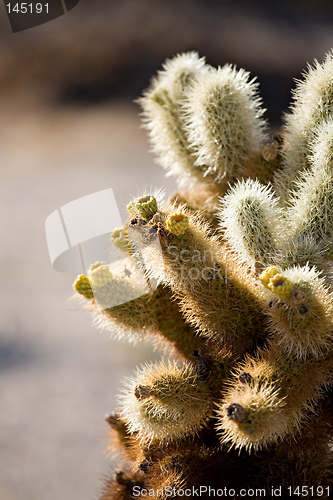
[72,51,333,497]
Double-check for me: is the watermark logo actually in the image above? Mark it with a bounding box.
[45,188,163,309]
[4,1,80,33]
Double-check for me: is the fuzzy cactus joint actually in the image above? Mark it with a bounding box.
[72,51,333,499]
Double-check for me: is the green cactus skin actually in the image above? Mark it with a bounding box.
[70,50,333,499]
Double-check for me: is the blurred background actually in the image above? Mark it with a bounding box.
[1,1,333,499]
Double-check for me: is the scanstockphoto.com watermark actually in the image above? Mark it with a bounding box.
[132,485,330,497]
[133,486,267,497]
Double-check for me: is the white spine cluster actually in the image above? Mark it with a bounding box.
[285,167,333,256]
[277,51,333,198]
[219,179,281,266]
[309,116,333,174]
[184,65,267,183]
[138,52,208,186]
[276,118,333,264]
[119,360,212,444]
[139,53,267,189]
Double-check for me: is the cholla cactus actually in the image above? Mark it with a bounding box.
[73,51,333,498]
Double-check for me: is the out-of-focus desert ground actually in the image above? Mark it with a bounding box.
[0,102,176,500]
[2,0,333,499]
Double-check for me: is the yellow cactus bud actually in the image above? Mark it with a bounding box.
[265,265,333,359]
[267,274,293,299]
[166,213,189,236]
[260,267,293,299]
[73,274,94,299]
[259,266,279,288]
[89,264,113,288]
[110,227,130,252]
[89,261,105,273]
[127,195,158,220]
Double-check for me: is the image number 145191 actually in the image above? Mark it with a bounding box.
[6,3,49,13]
[4,0,80,32]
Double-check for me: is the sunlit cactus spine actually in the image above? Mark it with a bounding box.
[183,64,267,184]
[275,50,333,201]
[72,51,333,498]
[138,52,208,188]
[218,179,281,266]
[119,360,213,445]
